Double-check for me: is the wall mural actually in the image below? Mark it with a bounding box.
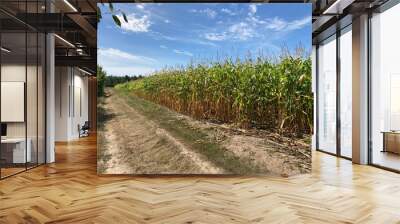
[97,3,312,175]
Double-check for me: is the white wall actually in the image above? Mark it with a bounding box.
[1,63,46,164]
[55,67,89,141]
[1,65,26,140]
[55,67,70,141]
[1,65,37,138]
[1,82,25,122]
[72,72,89,138]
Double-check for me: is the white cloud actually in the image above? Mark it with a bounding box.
[286,16,312,31]
[136,4,145,10]
[102,66,156,77]
[205,22,255,41]
[98,48,159,76]
[194,40,217,47]
[150,32,178,41]
[204,32,227,41]
[265,17,287,31]
[249,4,257,14]
[246,14,266,25]
[228,22,255,40]
[203,14,310,42]
[98,48,156,64]
[173,49,193,57]
[221,8,236,16]
[160,45,167,49]
[190,8,217,19]
[117,13,151,33]
[150,31,217,47]
[164,19,170,23]
[265,16,311,31]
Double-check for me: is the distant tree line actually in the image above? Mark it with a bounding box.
[98,65,106,97]
[97,65,143,97]
[105,75,143,87]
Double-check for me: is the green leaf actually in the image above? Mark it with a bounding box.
[97,6,102,23]
[122,13,128,23]
[109,3,114,12]
[112,15,121,27]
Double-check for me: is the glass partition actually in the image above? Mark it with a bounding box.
[38,32,45,165]
[0,1,46,179]
[27,31,38,169]
[317,35,337,154]
[339,26,352,158]
[370,3,400,171]
[0,30,28,177]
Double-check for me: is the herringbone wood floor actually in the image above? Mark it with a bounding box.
[1,135,400,223]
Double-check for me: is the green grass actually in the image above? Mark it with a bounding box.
[115,88,264,174]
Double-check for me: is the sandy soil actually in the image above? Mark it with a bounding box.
[98,89,222,174]
[98,89,311,176]
[179,116,311,176]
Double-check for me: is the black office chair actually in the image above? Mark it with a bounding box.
[79,121,90,138]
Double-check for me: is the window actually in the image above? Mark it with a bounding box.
[339,26,352,158]
[317,35,337,154]
[370,2,400,171]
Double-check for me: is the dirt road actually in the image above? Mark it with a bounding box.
[98,88,311,176]
[98,89,223,174]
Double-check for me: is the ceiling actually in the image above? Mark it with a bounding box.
[0,0,97,74]
[1,0,396,72]
[311,0,390,43]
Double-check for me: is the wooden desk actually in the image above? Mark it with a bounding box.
[382,131,400,154]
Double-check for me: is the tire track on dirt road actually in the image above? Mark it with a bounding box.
[99,89,224,174]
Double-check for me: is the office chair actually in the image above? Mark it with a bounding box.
[79,121,90,138]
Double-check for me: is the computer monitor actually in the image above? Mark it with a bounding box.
[1,123,7,137]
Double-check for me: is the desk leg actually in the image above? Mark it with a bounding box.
[382,133,386,153]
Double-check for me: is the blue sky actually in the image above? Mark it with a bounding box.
[98,3,311,76]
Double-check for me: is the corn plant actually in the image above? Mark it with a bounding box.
[115,52,313,135]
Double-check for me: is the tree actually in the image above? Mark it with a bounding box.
[104,74,143,87]
[97,65,106,97]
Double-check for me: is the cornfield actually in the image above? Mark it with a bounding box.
[116,53,312,135]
